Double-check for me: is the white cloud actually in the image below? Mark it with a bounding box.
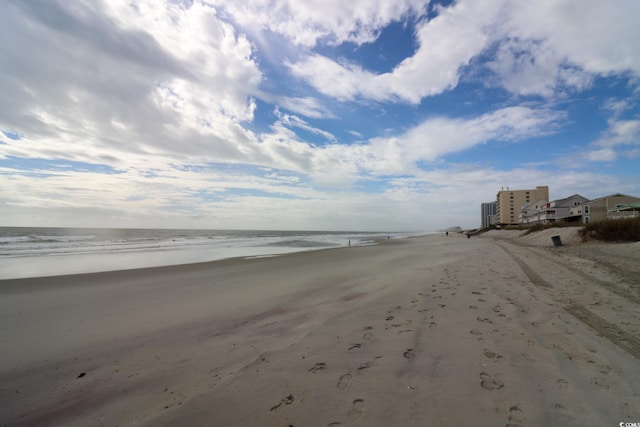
[286,0,640,102]
[288,1,501,103]
[580,118,640,163]
[602,98,633,117]
[274,108,335,141]
[213,0,426,47]
[594,119,640,148]
[586,148,617,163]
[484,0,639,96]
[345,106,564,174]
[503,0,640,77]
[0,0,262,166]
[278,96,334,119]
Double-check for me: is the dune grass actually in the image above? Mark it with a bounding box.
[579,217,640,242]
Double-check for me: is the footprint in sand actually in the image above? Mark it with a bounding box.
[337,373,352,390]
[362,326,373,341]
[484,350,497,359]
[357,362,373,373]
[347,399,365,421]
[348,343,362,351]
[403,348,415,359]
[480,372,504,390]
[470,329,483,336]
[592,377,611,390]
[270,394,295,411]
[508,405,525,423]
[308,362,326,373]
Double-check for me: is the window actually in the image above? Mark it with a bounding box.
[584,206,590,214]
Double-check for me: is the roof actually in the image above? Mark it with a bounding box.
[587,193,634,202]
[583,193,640,206]
[550,193,589,207]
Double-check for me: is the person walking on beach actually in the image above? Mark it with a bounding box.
[445,231,449,237]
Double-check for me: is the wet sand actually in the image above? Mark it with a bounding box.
[1,233,639,426]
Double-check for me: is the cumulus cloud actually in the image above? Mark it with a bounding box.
[343,106,564,175]
[287,1,500,103]
[0,0,262,167]
[286,0,640,102]
[594,119,640,148]
[502,0,640,76]
[250,104,565,184]
[213,0,426,47]
[582,118,640,163]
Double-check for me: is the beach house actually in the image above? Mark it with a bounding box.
[519,194,589,225]
[567,193,640,223]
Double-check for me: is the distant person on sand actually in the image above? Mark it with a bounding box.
[445,231,449,237]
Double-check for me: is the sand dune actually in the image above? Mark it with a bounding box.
[1,233,639,426]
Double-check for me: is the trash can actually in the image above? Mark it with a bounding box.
[551,235,562,247]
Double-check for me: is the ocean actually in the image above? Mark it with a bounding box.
[0,227,423,279]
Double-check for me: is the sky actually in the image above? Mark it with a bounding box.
[1,0,639,231]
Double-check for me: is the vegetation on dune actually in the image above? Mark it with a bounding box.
[580,218,640,242]
[478,218,640,242]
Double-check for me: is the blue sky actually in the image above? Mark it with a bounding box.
[1,0,639,231]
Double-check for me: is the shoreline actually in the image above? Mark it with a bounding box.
[0,231,419,281]
[1,233,639,426]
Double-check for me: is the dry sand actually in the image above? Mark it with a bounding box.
[1,233,639,426]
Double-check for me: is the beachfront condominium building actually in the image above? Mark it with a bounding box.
[495,186,549,226]
[481,202,497,228]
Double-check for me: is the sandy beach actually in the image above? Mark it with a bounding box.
[1,232,639,426]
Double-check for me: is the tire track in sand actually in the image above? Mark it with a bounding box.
[494,241,640,361]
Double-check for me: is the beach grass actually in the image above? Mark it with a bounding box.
[580,217,640,242]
